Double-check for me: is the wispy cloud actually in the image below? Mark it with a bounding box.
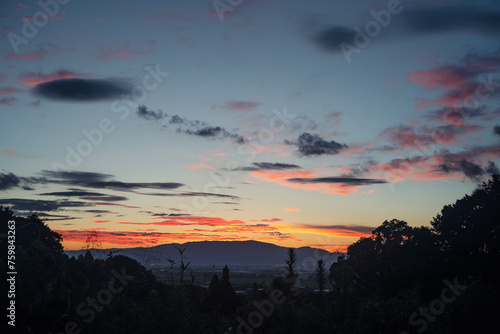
[288,177,387,187]
[0,87,23,95]
[290,223,374,238]
[249,170,384,195]
[0,96,16,106]
[233,162,301,172]
[5,47,46,61]
[137,105,246,143]
[38,170,185,191]
[119,216,246,227]
[0,198,90,212]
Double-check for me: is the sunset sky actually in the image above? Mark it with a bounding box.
[1,0,500,252]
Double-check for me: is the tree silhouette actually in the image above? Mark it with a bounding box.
[431,173,500,279]
[220,264,232,293]
[315,259,327,293]
[285,248,298,283]
[209,274,220,293]
[174,246,190,284]
[345,219,441,295]
[166,256,176,286]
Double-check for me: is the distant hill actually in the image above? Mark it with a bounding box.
[65,240,341,269]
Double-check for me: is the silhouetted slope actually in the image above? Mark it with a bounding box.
[65,240,340,268]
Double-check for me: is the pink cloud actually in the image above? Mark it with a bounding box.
[249,170,378,195]
[118,216,246,227]
[409,51,500,110]
[365,144,499,183]
[0,87,23,95]
[22,10,64,22]
[213,100,261,112]
[324,112,342,126]
[206,11,238,19]
[285,207,301,212]
[184,149,226,171]
[382,124,483,150]
[96,41,155,60]
[5,48,45,61]
[409,66,472,90]
[382,126,435,150]
[142,11,189,21]
[18,70,87,86]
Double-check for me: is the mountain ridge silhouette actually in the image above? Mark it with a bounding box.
[65,240,341,268]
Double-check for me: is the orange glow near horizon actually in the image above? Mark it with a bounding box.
[55,216,371,253]
[60,238,351,254]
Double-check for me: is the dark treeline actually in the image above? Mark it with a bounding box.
[1,175,499,333]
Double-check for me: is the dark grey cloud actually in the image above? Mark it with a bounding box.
[459,160,499,179]
[82,181,184,191]
[32,78,132,102]
[183,126,246,144]
[309,3,500,53]
[0,172,21,190]
[85,209,114,214]
[137,105,246,144]
[41,190,129,202]
[485,161,500,175]
[137,105,165,120]
[211,201,239,205]
[38,170,184,191]
[0,172,35,191]
[402,5,500,36]
[1,170,185,199]
[428,106,487,124]
[494,124,500,136]
[33,212,81,221]
[39,170,112,183]
[253,162,301,170]
[288,177,387,186]
[311,26,357,53]
[139,208,191,217]
[298,224,374,235]
[459,160,485,179]
[448,160,499,180]
[144,191,240,200]
[285,132,348,156]
[233,162,301,171]
[146,212,191,217]
[0,198,91,212]
[79,195,129,201]
[438,151,499,180]
[39,191,106,197]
